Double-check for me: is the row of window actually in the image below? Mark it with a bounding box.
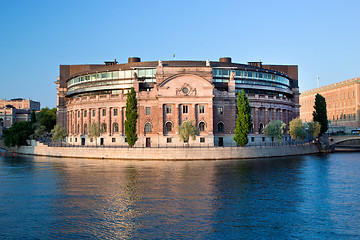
[72,121,209,135]
[212,69,290,86]
[72,105,215,118]
[68,69,157,88]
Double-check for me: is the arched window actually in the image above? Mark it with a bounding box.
[199,122,206,132]
[259,123,264,134]
[145,122,152,133]
[84,124,88,134]
[217,122,224,133]
[101,123,107,133]
[113,122,119,133]
[165,122,172,133]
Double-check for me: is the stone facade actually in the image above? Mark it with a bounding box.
[0,98,40,135]
[300,77,360,128]
[57,58,299,147]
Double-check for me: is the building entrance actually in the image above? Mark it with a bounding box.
[219,137,223,147]
[146,138,151,147]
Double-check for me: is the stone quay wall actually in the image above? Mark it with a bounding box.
[7,141,320,160]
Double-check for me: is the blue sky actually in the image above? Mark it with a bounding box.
[0,0,359,108]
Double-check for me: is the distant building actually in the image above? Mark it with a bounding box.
[56,57,300,147]
[300,77,360,130]
[0,98,40,135]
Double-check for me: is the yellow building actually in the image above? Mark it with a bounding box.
[300,77,360,129]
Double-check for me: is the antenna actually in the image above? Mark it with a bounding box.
[317,76,319,88]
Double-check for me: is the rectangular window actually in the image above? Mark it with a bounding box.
[251,137,255,142]
[262,137,265,142]
[167,138,172,143]
[112,138,116,143]
[113,108,118,116]
[102,109,106,116]
[183,105,188,114]
[199,105,205,114]
[78,111,80,118]
[145,107,151,115]
[84,110,87,118]
[200,137,205,143]
[218,106,224,115]
[92,110,96,117]
[166,105,172,114]
[75,138,77,142]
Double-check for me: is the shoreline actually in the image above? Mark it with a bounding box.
[4,141,321,161]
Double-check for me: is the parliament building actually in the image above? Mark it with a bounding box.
[56,57,299,147]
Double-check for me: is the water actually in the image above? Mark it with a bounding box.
[0,153,360,239]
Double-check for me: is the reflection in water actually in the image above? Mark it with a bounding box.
[0,153,360,239]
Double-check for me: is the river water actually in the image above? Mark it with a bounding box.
[0,152,359,239]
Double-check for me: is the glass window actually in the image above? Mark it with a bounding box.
[101,123,107,132]
[124,70,132,78]
[113,123,119,133]
[112,138,116,143]
[92,110,96,117]
[183,105,188,114]
[146,69,152,77]
[218,122,224,132]
[102,109,106,116]
[145,107,151,115]
[78,111,80,118]
[113,108,118,116]
[200,137,205,143]
[218,106,223,115]
[222,69,229,76]
[138,69,146,78]
[145,123,152,133]
[199,105,205,114]
[166,122,172,133]
[106,72,112,79]
[118,71,125,79]
[167,138,172,143]
[166,105,172,114]
[199,122,205,132]
[112,71,119,79]
[101,73,107,79]
[84,110,87,117]
[84,124,87,134]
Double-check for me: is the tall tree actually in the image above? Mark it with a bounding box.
[233,90,252,147]
[88,122,102,146]
[125,87,138,147]
[307,121,321,139]
[289,117,307,142]
[3,121,34,147]
[37,107,57,132]
[312,94,328,135]
[178,120,197,145]
[51,124,67,142]
[263,120,286,143]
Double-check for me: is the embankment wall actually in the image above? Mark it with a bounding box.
[8,141,320,160]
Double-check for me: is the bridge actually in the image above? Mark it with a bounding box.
[329,135,360,150]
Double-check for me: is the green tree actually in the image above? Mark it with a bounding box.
[289,118,307,142]
[88,122,103,146]
[312,94,328,135]
[37,107,57,132]
[263,120,286,143]
[32,122,46,140]
[3,121,34,147]
[51,124,67,142]
[306,121,321,139]
[30,110,37,124]
[178,120,197,145]
[125,87,138,147]
[233,90,252,147]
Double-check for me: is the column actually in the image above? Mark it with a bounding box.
[254,107,259,134]
[107,107,111,136]
[175,104,180,134]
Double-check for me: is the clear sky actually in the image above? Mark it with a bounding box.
[0,0,359,108]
